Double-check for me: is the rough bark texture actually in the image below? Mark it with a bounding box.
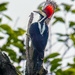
[25,13,34,75]
[0,51,20,75]
[25,0,57,75]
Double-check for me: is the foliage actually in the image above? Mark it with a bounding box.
[0,2,26,71]
[53,2,75,47]
[44,53,75,75]
[44,53,60,63]
[53,16,65,25]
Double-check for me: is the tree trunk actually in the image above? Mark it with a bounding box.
[0,51,20,75]
[25,13,34,75]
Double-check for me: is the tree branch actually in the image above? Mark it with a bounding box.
[25,13,34,75]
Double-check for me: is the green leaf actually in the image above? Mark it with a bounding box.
[73,28,75,31]
[0,6,7,11]
[50,63,61,72]
[65,68,75,72]
[7,35,20,43]
[6,49,17,62]
[0,37,4,39]
[69,21,75,27]
[16,66,21,70]
[56,33,64,36]
[55,7,60,12]
[0,2,8,12]
[47,53,60,58]
[18,56,22,63]
[38,6,43,10]
[0,2,9,7]
[71,9,75,13]
[0,18,2,23]
[54,16,65,23]
[74,57,75,63]
[61,3,72,12]
[44,53,60,63]
[55,72,62,75]
[12,42,24,50]
[53,16,66,25]
[14,28,26,36]
[68,63,75,68]
[50,58,62,64]
[3,14,12,21]
[0,24,13,34]
[18,28,26,33]
[55,69,63,75]
[58,39,65,42]
[1,43,10,51]
[52,20,58,25]
[56,33,69,37]
[44,57,48,63]
[70,34,75,46]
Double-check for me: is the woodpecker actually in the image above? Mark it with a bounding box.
[29,4,54,72]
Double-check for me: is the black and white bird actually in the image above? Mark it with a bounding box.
[29,4,54,72]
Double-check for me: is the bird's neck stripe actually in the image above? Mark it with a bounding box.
[39,12,46,22]
[38,22,45,35]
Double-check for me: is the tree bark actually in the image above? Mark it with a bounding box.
[25,13,34,75]
[0,51,20,75]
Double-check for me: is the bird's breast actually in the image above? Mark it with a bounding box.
[29,22,48,36]
[29,22,48,51]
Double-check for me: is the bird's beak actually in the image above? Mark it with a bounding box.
[33,11,42,14]
[33,10,47,17]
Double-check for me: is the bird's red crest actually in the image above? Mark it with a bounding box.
[43,4,54,18]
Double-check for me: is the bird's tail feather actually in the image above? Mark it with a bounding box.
[32,49,44,72]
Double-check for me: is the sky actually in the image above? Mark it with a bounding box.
[0,0,73,29]
[0,0,45,29]
[0,0,75,73]
[0,0,74,28]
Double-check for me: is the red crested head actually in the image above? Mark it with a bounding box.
[43,4,54,18]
